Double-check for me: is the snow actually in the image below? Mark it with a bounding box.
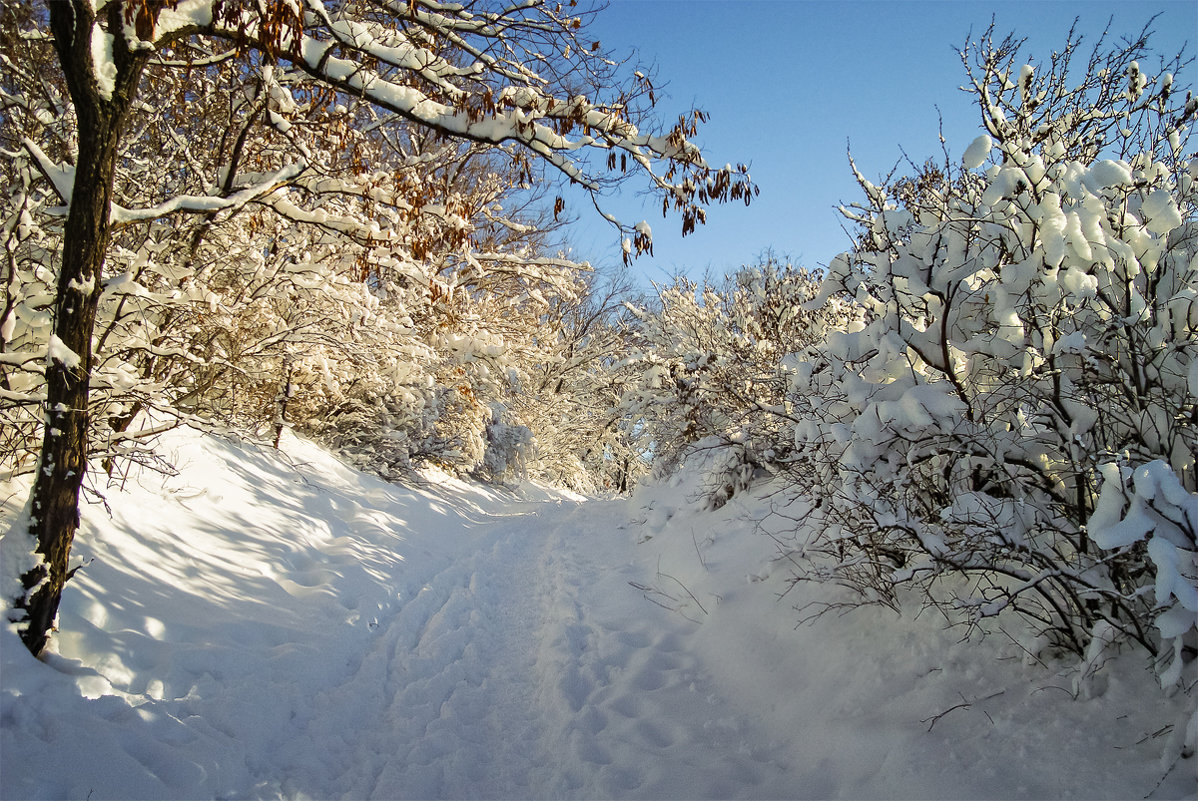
[0,310,15,343]
[1149,536,1198,610]
[20,138,76,206]
[45,335,81,370]
[961,134,992,169]
[90,24,117,101]
[109,163,306,224]
[1086,159,1135,190]
[0,504,39,616]
[1141,188,1184,235]
[151,0,215,39]
[1,427,1194,800]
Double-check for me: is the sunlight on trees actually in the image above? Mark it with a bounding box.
[1,4,1193,759]
[0,0,753,655]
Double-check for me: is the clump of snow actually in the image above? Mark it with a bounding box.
[90,24,118,101]
[1086,159,1135,190]
[46,335,81,370]
[961,134,992,169]
[1089,460,1198,693]
[0,498,39,624]
[1140,188,1184,235]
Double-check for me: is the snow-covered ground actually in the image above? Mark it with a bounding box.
[1,427,1194,799]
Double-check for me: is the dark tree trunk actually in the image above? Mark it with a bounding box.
[15,0,147,655]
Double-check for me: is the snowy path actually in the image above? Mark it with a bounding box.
[281,497,790,799]
[2,428,1192,800]
[286,502,558,798]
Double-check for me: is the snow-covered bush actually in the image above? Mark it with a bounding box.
[1088,461,1197,689]
[621,257,847,504]
[478,414,535,486]
[785,22,1197,680]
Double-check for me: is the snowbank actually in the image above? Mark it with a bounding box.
[1,428,1192,799]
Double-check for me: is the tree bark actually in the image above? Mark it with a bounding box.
[15,0,148,655]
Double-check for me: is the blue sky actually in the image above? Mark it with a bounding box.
[562,0,1198,285]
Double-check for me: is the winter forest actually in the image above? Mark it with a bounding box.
[1,1,1196,799]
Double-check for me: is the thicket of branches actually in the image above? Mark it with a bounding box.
[619,257,846,503]
[0,1,713,488]
[625,23,1197,721]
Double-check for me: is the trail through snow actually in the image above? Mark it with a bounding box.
[2,428,1194,799]
[322,498,790,799]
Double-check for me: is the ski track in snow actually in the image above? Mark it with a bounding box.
[2,428,1194,800]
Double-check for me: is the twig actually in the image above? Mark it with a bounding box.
[691,527,708,571]
[628,580,702,624]
[658,570,708,615]
[997,625,1048,669]
[922,696,972,732]
[1145,749,1185,799]
[922,690,1005,732]
[1135,725,1173,745]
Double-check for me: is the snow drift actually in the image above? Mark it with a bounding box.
[2,427,1193,799]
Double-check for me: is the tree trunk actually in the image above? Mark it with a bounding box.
[14,0,147,655]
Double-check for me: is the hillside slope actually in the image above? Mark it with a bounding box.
[1,428,1192,799]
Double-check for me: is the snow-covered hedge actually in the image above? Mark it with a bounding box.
[783,25,1196,690]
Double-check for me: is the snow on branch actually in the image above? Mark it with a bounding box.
[22,136,307,226]
[20,139,75,207]
[110,162,308,225]
[150,0,756,254]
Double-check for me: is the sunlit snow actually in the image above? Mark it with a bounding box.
[2,427,1192,800]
